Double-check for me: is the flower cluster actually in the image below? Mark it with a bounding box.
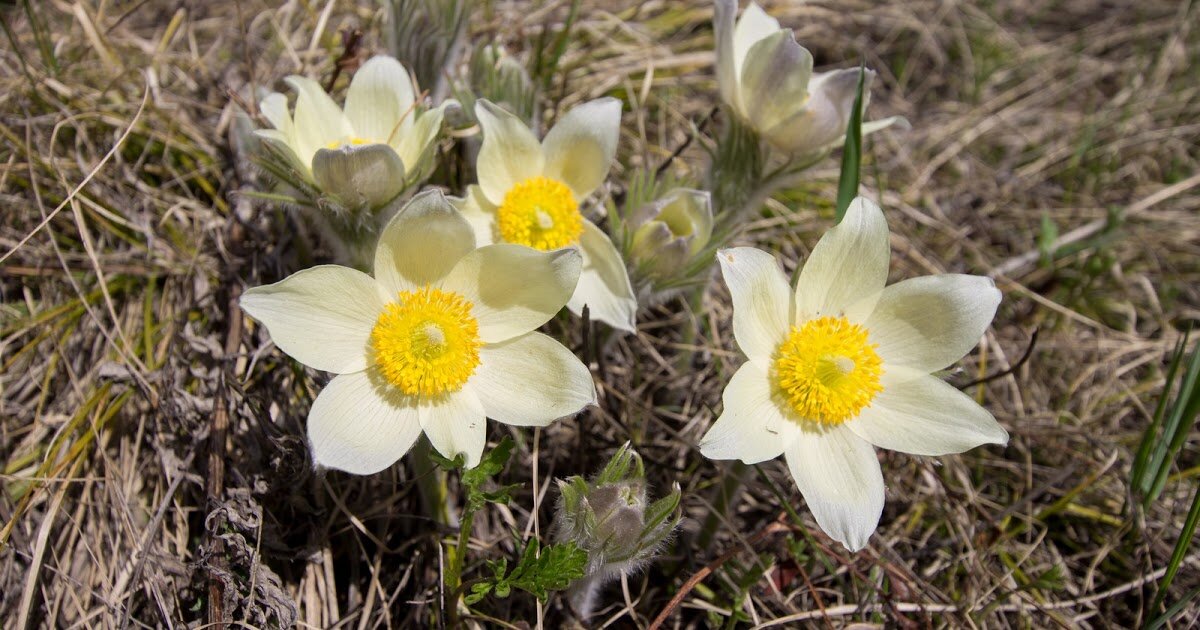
[238,0,1007,599]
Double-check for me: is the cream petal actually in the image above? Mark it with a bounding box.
[794,197,890,322]
[713,0,740,111]
[785,424,884,552]
[311,144,407,209]
[766,68,871,153]
[259,92,294,140]
[475,99,545,205]
[284,75,353,168]
[566,221,637,333]
[717,247,792,361]
[738,30,814,132]
[240,265,388,374]
[344,55,417,145]
[420,388,487,468]
[373,189,476,293]
[395,103,447,175]
[541,98,621,200]
[450,185,498,247]
[307,369,422,474]
[847,368,1009,456]
[733,2,782,84]
[865,274,1001,373]
[471,332,596,427]
[254,130,311,178]
[699,360,800,464]
[442,245,581,343]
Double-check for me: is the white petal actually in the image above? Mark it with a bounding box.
[794,197,889,322]
[847,368,1008,456]
[450,185,497,247]
[240,265,388,374]
[699,360,800,464]
[766,68,871,153]
[311,144,406,209]
[733,2,782,83]
[713,0,740,112]
[785,425,884,552]
[865,274,1001,373]
[567,221,637,333]
[442,245,581,343]
[259,92,294,141]
[738,31,813,132]
[717,247,792,361]
[472,332,596,427]
[284,75,353,169]
[395,103,447,174]
[420,388,487,468]
[307,369,422,474]
[344,55,417,145]
[541,98,621,200]
[373,189,476,293]
[475,99,545,205]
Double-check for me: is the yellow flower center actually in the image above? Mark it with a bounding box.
[495,176,583,250]
[326,136,372,149]
[371,287,482,397]
[772,316,883,425]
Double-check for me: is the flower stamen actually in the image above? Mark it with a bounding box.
[371,287,481,397]
[773,316,883,425]
[496,176,583,250]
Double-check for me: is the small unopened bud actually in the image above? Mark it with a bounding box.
[629,188,713,283]
[554,443,682,619]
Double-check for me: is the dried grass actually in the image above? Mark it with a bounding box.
[2,0,1198,627]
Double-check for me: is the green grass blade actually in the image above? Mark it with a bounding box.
[1149,482,1200,617]
[1145,336,1200,504]
[834,64,866,223]
[1132,330,1189,492]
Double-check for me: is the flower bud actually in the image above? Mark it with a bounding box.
[554,443,681,618]
[629,188,713,283]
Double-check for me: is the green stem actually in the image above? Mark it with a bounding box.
[445,501,477,627]
[412,438,451,526]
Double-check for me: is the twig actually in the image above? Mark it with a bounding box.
[647,520,789,630]
[324,29,364,93]
[653,106,718,180]
[958,328,1038,389]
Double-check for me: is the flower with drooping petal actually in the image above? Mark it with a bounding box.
[256,55,449,210]
[453,98,638,333]
[713,0,902,154]
[700,197,1008,551]
[240,190,596,473]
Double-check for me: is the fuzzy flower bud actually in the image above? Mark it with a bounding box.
[629,188,714,283]
[553,443,681,619]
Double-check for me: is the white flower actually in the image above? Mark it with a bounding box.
[699,197,1008,551]
[453,99,638,333]
[240,190,596,473]
[713,0,902,154]
[256,55,448,208]
[629,188,714,282]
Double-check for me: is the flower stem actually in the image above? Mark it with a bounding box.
[444,500,477,627]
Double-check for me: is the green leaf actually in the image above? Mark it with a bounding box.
[1151,483,1200,614]
[482,540,589,603]
[834,63,867,223]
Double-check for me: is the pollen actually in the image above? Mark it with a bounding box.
[772,316,884,425]
[371,287,482,398]
[495,176,583,250]
[326,136,372,149]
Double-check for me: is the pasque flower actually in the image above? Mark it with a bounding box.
[240,191,596,473]
[628,188,714,283]
[256,55,448,209]
[454,99,638,332]
[700,197,1008,551]
[713,0,899,154]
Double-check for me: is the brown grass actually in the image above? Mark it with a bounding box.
[2,0,1199,627]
